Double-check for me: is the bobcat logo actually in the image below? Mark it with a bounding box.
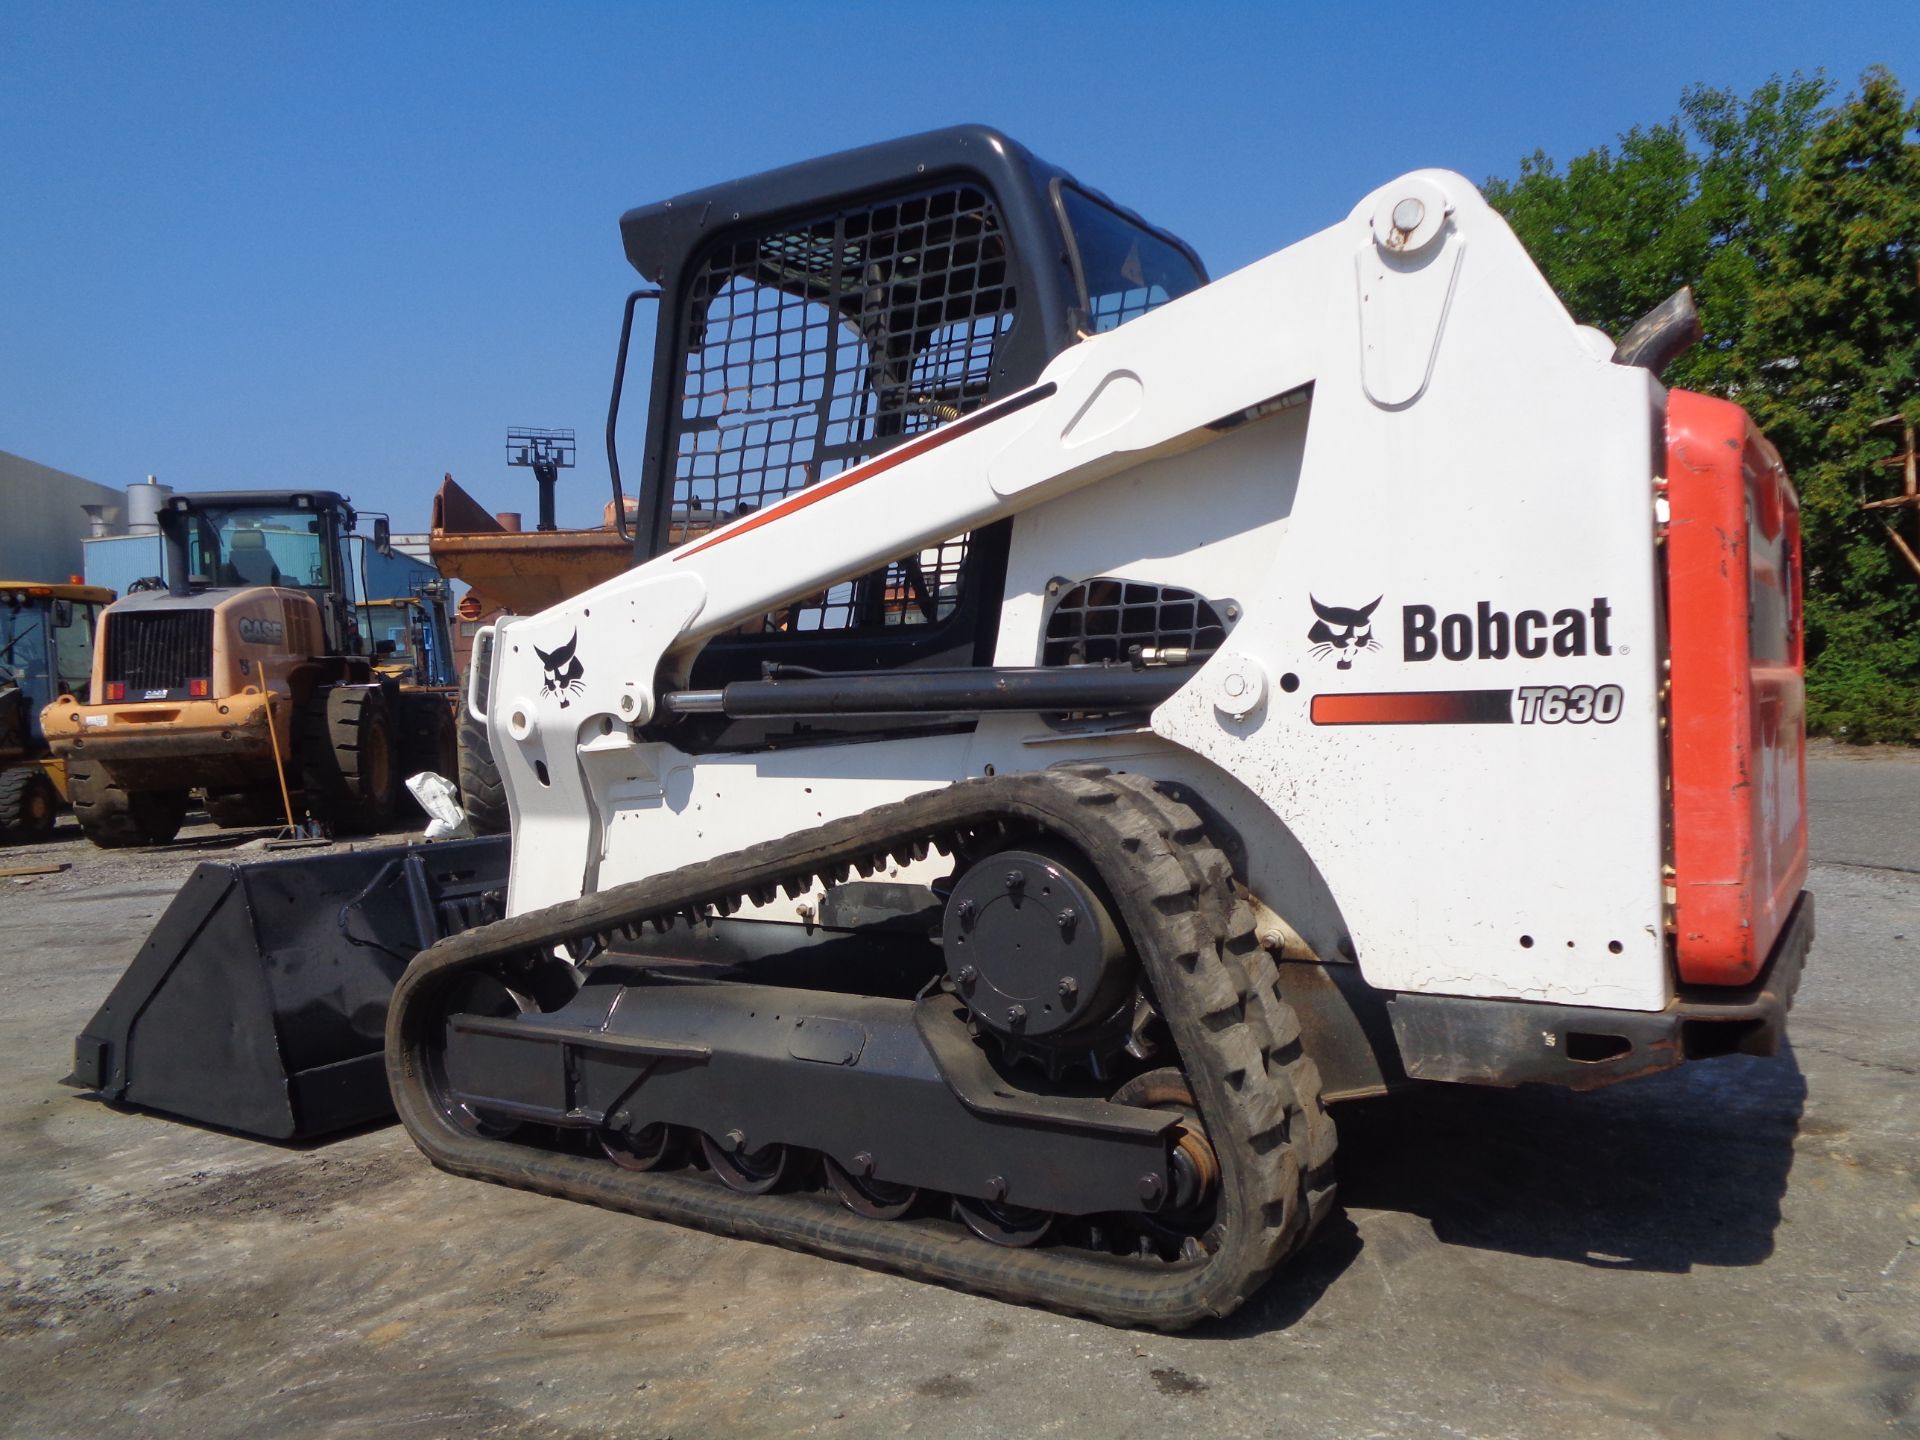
[1308,596,1382,669]
[534,631,585,707]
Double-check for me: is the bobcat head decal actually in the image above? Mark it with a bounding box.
[1308,596,1382,669]
[534,630,585,707]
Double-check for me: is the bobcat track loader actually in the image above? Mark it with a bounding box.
[85,128,1814,1329]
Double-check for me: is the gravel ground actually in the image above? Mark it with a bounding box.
[0,748,1914,1440]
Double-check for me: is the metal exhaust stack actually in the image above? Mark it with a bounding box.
[1614,286,1703,375]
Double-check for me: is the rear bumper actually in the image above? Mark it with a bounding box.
[45,694,280,790]
[1386,890,1813,1091]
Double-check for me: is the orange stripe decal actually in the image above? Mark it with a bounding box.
[1310,690,1514,725]
[672,383,1056,561]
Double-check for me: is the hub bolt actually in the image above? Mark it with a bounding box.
[1057,976,1079,1005]
[956,898,975,928]
[1007,1004,1027,1028]
[956,965,978,987]
[1004,869,1026,895]
[1056,906,1077,936]
[724,1128,747,1154]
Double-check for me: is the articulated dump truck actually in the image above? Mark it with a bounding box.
[73,127,1809,1329]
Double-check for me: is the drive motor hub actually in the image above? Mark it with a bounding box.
[942,845,1135,1046]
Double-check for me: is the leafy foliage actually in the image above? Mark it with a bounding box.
[1485,70,1920,741]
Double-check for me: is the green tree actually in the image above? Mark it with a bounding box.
[1481,119,1703,351]
[1483,74,1828,393]
[1744,67,1920,740]
[1485,69,1920,741]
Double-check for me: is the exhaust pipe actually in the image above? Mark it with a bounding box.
[157,505,192,598]
[1614,286,1702,376]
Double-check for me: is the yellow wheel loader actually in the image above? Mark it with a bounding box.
[0,581,111,838]
[44,490,456,845]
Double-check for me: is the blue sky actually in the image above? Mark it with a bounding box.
[3,1,1914,531]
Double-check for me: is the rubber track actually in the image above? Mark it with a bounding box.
[386,770,1336,1329]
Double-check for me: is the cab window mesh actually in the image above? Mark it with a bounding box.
[669,185,1016,632]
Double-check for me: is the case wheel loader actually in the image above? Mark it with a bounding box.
[44,490,457,846]
[69,128,1811,1331]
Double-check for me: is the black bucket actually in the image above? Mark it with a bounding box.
[70,835,511,1140]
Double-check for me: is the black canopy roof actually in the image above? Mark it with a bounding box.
[619,124,1200,294]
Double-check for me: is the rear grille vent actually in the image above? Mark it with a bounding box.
[1042,579,1228,667]
[102,610,214,695]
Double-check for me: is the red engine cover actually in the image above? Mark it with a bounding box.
[1665,390,1808,986]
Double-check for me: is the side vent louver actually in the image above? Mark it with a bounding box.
[1041,580,1229,667]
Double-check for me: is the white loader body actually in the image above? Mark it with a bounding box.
[480,169,1669,1012]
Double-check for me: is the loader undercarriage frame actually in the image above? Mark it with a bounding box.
[388,770,1337,1328]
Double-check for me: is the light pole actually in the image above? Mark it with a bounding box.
[506,427,577,533]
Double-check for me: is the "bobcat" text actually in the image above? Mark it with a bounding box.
[1404,598,1613,662]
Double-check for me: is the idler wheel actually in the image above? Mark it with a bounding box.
[1110,1068,1221,1257]
[433,971,535,1140]
[600,1123,674,1172]
[700,1132,790,1194]
[823,1155,918,1220]
[954,1196,1053,1248]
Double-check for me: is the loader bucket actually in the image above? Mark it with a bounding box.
[69,835,511,1140]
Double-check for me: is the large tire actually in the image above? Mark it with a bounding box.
[206,787,287,829]
[0,766,59,839]
[298,684,400,836]
[455,703,509,836]
[65,764,188,848]
[396,692,459,816]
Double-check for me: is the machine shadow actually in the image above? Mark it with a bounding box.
[66,1090,397,1150]
[1204,1043,1807,1339]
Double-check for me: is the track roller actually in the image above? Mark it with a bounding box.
[600,1124,674,1172]
[700,1134,790,1193]
[822,1156,918,1220]
[953,1196,1053,1248]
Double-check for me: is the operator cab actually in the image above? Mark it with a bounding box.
[0,583,111,746]
[155,490,386,656]
[607,125,1206,749]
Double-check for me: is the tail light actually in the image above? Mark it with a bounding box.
[104,681,126,701]
[1665,390,1808,985]
[188,678,211,698]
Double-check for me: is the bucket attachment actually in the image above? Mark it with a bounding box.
[70,835,511,1140]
